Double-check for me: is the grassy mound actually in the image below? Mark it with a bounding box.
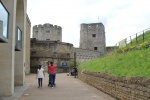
[78,30,150,79]
[78,48,150,79]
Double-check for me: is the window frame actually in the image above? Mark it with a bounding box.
[0,1,9,43]
[15,26,22,51]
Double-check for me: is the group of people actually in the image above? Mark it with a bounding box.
[69,67,78,78]
[36,61,56,89]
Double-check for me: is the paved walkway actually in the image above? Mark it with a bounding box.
[1,73,115,100]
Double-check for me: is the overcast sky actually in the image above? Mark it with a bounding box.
[27,0,150,47]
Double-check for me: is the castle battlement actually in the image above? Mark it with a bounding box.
[81,23,104,29]
[33,25,38,30]
[33,23,62,31]
[32,23,62,42]
[37,24,43,29]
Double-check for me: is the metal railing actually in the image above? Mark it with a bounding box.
[115,28,150,48]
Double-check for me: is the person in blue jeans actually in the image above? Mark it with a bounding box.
[36,65,45,88]
[48,62,56,88]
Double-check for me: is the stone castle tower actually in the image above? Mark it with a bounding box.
[32,23,62,41]
[80,23,106,55]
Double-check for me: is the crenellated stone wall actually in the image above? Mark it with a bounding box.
[80,23,106,56]
[32,23,62,42]
[78,70,150,100]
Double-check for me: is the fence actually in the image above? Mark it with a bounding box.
[115,28,150,48]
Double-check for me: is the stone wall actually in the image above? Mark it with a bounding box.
[80,23,106,56]
[32,23,62,42]
[74,48,101,63]
[78,70,150,100]
[30,38,73,73]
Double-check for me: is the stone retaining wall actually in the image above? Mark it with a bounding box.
[78,70,150,100]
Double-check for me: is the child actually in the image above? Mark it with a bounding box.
[36,65,45,88]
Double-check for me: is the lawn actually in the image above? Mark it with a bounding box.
[78,45,150,79]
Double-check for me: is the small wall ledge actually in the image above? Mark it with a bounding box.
[78,70,150,100]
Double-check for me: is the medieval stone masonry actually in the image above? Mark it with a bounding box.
[30,22,106,72]
[80,23,106,56]
[30,39,73,73]
[33,23,62,42]
[78,70,150,100]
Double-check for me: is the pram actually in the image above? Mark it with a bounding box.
[48,75,56,87]
[48,77,51,87]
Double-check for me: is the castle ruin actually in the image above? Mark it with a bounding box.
[80,23,106,55]
[30,22,106,73]
[33,23,62,41]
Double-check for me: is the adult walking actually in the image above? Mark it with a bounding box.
[36,65,45,88]
[48,61,56,88]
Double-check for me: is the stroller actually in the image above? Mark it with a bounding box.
[48,75,56,87]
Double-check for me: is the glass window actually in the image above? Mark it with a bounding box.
[0,1,9,42]
[15,27,22,51]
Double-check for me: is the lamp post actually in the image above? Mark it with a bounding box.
[74,52,76,68]
[53,50,57,67]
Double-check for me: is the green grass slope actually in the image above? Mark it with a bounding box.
[78,48,150,79]
[78,31,150,79]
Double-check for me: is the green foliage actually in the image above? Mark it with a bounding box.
[68,59,74,69]
[68,59,80,70]
[78,31,150,79]
[78,48,150,79]
[128,30,150,47]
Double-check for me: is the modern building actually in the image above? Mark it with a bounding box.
[0,0,30,96]
[26,14,31,74]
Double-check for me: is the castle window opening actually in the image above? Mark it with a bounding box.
[35,31,38,33]
[94,47,97,50]
[46,39,50,41]
[46,30,50,33]
[92,34,96,37]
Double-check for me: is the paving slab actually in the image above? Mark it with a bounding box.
[19,73,115,100]
[0,73,115,100]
